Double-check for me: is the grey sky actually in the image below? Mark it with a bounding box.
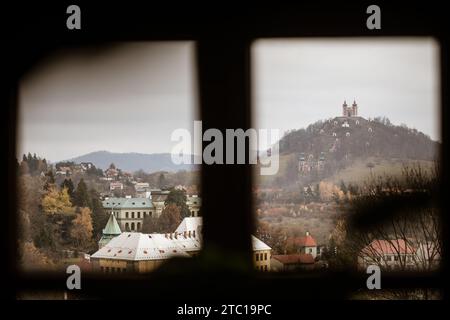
[253,38,440,141]
[18,42,197,162]
[18,38,440,163]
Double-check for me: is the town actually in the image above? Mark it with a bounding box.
[18,101,441,282]
[16,102,441,300]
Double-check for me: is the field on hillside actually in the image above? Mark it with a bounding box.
[325,158,436,186]
[254,153,296,185]
[257,201,340,246]
[259,215,336,247]
[255,153,437,188]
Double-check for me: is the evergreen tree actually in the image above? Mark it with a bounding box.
[158,204,182,233]
[89,188,108,238]
[60,179,75,199]
[44,170,55,191]
[340,180,348,194]
[158,173,166,189]
[73,178,91,208]
[141,215,160,233]
[165,188,190,218]
[30,153,38,174]
[19,161,29,176]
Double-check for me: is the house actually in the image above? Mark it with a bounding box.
[105,167,119,179]
[252,236,271,272]
[134,182,150,192]
[186,195,201,217]
[271,254,315,271]
[134,182,151,198]
[80,162,95,171]
[109,182,124,191]
[91,217,271,274]
[102,197,154,232]
[358,239,416,270]
[55,166,72,176]
[150,189,170,216]
[287,231,318,259]
[415,242,441,270]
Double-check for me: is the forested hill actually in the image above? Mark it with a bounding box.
[279,116,438,162]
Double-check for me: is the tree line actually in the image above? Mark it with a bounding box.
[18,157,109,270]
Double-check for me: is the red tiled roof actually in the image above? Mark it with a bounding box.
[361,239,415,256]
[272,254,315,265]
[287,235,317,247]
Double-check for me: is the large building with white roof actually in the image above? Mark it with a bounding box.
[91,229,201,273]
[90,216,271,273]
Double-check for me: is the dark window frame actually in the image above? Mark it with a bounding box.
[4,3,448,300]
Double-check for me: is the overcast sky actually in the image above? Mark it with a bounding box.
[253,38,440,141]
[18,42,197,162]
[18,38,440,162]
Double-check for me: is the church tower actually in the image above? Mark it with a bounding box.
[98,213,122,249]
[342,99,358,117]
[352,100,358,116]
[342,100,348,117]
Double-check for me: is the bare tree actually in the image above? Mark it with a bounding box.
[332,165,441,271]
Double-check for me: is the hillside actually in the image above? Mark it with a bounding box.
[258,116,439,187]
[68,151,199,173]
[279,116,437,160]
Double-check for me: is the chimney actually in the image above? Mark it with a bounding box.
[193,230,196,238]
[184,231,187,238]
[188,231,191,238]
[174,232,178,239]
[306,231,310,237]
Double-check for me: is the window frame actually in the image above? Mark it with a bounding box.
[4,2,447,300]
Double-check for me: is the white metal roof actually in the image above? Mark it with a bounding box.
[91,217,271,261]
[252,235,271,251]
[175,217,202,233]
[91,232,200,261]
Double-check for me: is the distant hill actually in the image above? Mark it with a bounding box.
[279,116,438,161]
[257,116,439,187]
[67,151,198,173]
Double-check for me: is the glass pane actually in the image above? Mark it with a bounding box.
[16,42,202,287]
[252,38,441,299]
